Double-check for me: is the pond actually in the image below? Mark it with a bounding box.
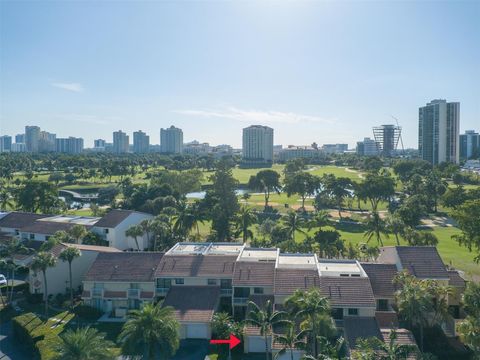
[186,189,249,199]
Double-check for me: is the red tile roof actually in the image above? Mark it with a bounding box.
[0,212,49,229]
[274,268,320,295]
[94,210,148,228]
[163,286,220,322]
[319,276,376,307]
[361,263,398,298]
[375,311,399,329]
[447,270,466,287]
[233,261,275,286]
[344,316,382,349]
[380,328,417,346]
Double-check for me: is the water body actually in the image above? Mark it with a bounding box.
[186,189,249,199]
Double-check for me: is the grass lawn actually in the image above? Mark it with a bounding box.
[308,165,364,182]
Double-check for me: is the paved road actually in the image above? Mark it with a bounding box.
[0,321,32,360]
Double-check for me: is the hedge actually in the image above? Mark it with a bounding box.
[12,311,74,360]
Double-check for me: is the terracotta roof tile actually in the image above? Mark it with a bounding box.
[156,254,236,277]
[361,263,398,298]
[375,311,399,329]
[0,212,49,229]
[344,316,382,349]
[233,261,275,286]
[163,286,220,322]
[94,209,144,228]
[274,268,320,295]
[447,270,466,287]
[21,221,91,235]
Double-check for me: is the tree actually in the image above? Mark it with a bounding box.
[451,199,480,262]
[15,180,64,213]
[385,214,404,246]
[246,299,290,360]
[285,288,331,357]
[364,212,389,246]
[281,211,307,243]
[358,243,380,262]
[59,246,81,308]
[402,228,438,246]
[275,323,307,360]
[457,282,480,357]
[48,172,64,186]
[396,195,426,228]
[119,302,180,360]
[313,229,345,259]
[0,188,13,210]
[321,175,353,218]
[360,173,396,212]
[31,251,57,317]
[68,224,87,244]
[354,329,418,360]
[423,170,447,213]
[306,211,330,232]
[125,224,144,250]
[173,202,204,240]
[55,326,117,360]
[248,169,281,209]
[234,206,257,243]
[284,172,320,210]
[441,185,467,210]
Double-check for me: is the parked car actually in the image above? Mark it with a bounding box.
[0,274,7,286]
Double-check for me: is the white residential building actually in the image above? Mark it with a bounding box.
[242,125,274,166]
[160,126,183,154]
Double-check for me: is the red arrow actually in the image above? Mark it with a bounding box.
[210,334,241,349]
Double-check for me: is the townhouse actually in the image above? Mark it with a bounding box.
[79,243,466,357]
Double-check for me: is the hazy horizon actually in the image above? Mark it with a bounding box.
[1,1,479,148]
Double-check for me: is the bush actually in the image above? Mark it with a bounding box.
[12,312,43,357]
[73,304,102,321]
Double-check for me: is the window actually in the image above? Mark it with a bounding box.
[332,308,343,320]
[29,233,35,240]
[208,279,217,285]
[175,278,184,285]
[220,279,232,289]
[377,299,389,311]
[253,287,264,294]
[15,229,19,235]
[104,229,109,234]
[157,278,171,289]
[234,287,250,298]
[348,308,359,316]
[351,274,360,277]
[45,236,50,241]
[340,274,349,277]
[130,283,140,289]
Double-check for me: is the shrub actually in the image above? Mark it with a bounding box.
[73,304,102,321]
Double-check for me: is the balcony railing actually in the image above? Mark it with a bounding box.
[128,289,140,299]
[220,288,233,296]
[92,288,103,298]
[156,287,169,296]
[233,297,249,305]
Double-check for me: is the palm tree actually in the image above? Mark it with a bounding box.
[0,189,13,210]
[30,251,57,317]
[357,243,380,262]
[285,288,331,357]
[354,329,418,360]
[234,206,257,243]
[307,211,330,232]
[125,224,144,251]
[302,336,346,359]
[364,211,389,246]
[282,211,307,243]
[55,326,117,360]
[59,246,81,309]
[246,299,290,360]
[274,323,307,360]
[173,202,204,240]
[385,214,405,246]
[119,302,180,360]
[67,224,87,244]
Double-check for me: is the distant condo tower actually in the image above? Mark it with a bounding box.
[372,124,402,157]
[242,125,274,168]
[133,130,150,153]
[419,99,460,165]
[160,126,183,154]
[113,130,129,153]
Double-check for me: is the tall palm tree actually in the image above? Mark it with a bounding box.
[55,326,117,360]
[125,224,144,251]
[119,302,180,360]
[307,211,330,232]
[364,211,389,246]
[173,202,204,240]
[234,206,257,243]
[354,329,418,360]
[282,211,307,243]
[274,323,307,360]
[302,336,347,359]
[246,299,290,360]
[0,189,13,210]
[385,214,405,246]
[285,288,331,357]
[31,251,57,317]
[59,246,81,309]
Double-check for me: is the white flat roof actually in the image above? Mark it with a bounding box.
[318,260,364,276]
[207,243,244,255]
[239,248,278,261]
[39,215,100,226]
[277,254,317,268]
[168,243,209,255]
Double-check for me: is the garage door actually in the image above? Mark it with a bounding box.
[185,323,209,339]
[248,336,268,353]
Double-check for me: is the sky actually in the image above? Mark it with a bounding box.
[0,1,479,149]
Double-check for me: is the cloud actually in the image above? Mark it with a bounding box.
[51,82,84,92]
[172,107,335,125]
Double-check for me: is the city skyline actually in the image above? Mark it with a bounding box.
[1,1,479,148]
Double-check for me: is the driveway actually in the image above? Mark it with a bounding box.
[0,321,32,360]
[171,339,209,360]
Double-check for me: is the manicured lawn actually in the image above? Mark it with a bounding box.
[308,165,364,182]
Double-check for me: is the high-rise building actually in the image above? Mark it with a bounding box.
[25,125,40,152]
[356,137,379,156]
[94,139,106,150]
[38,131,56,152]
[133,130,150,153]
[160,126,183,154]
[55,137,84,154]
[242,125,274,166]
[460,130,480,160]
[419,99,460,165]
[15,134,25,144]
[0,135,12,152]
[113,130,129,153]
[11,143,26,152]
[372,124,402,157]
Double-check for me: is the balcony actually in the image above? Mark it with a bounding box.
[156,287,169,296]
[92,288,103,298]
[128,289,140,299]
[233,297,249,305]
[220,288,233,296]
